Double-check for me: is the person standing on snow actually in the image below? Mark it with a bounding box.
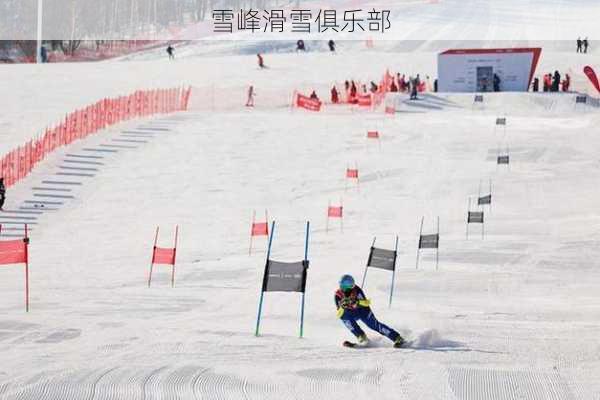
[296,40,306,52]
[166,44,175,60]
[552,71,561,92]
[493,73,501,92]
[246,85,255,107]
[583,37,589,54]
[257,53,266,69]
[577,38,582,53]
[331,86,340,103]
[0,177,6,210]
[335,275,405,348]
[543,74,551,92]
[532,77,539,92]
[328,40,336,52]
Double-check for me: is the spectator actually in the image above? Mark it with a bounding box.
[331,86,339,103]
[328,40,336,52]
[296,40,306,52]
[583,37,589,54]
[0,177,5,210]
[166,44,175,60]
[577,37,582,53]
[532,77,539,92]
[552,70,561,92]
[310,90,319,101]
[543,73,552,92]
[493,73,501,92]
[257,53,265,69]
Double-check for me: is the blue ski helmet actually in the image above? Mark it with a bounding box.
[339,274,355,291]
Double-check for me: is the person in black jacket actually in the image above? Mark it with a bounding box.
[493,73,501,92]
[328,40,336,52]
[552,71,561,92]
[0,177,6,210]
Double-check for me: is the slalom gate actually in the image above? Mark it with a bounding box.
[148,226,179,288]
[0,87,191,189]
[345,164,360,191]
[0,224,30,311]
[497,145,510,168]
[477,179,493,211]
[466,198,485,240]
[255,221,310,338]
[249,210,269,255]
[326,200,344,233]
[361,236,399,308]
[416,217,440,270]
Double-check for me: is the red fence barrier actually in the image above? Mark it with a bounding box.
[295,92,322,112]
[0,224,30,312]
[0,87,192,188]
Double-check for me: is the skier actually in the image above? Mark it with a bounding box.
[246,85,255,107]
[331,86,339,104]
[493,73,501,92]
[335,275,405,348]
[257,53,266,69]
[296,40,306,52]
[0,177,6,210]
[577,37,582,53]
[583,37,589,54]
[166,44,175,60]
[328,40,336,53]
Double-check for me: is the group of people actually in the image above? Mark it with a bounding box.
[328,73,428,104]
[296,40,336,53]
[389,73,429,100]
[576,37,590,54]
[531,71,570,92]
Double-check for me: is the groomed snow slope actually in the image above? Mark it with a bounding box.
[2,1,600,399]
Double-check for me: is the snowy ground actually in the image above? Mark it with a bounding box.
[2,1,600,399]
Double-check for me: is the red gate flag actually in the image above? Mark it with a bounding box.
[346,168,359,179]
[328,206,343,218]
[148,226,178,287]
[367,130,380,139]
[153,247,176,265]
[296,93,322,111]
[0,239,28,264]
[252,222,269,236]
[0,224,30,312]
[584,66,600,93]
[249,209,269,255]
[326,201,344,232]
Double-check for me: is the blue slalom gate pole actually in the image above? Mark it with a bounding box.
[255,220,276,337]
[389,236,399,308]
[299,221,310,338]
[361,237,376,287]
